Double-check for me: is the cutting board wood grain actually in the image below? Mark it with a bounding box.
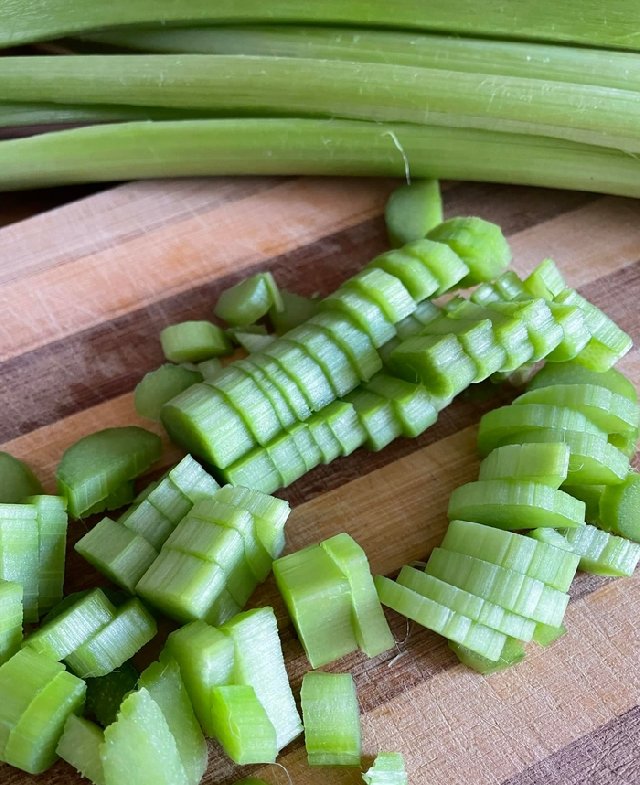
[1,177,639,785]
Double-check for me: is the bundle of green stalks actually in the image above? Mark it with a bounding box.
[2,0,640,194]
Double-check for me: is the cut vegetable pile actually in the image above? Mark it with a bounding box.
[1,176,639,785]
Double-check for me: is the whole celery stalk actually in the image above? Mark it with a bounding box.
[81,26,640,94]
[1,55,639,153]
[0,118,639,196]
[2,0,640,51]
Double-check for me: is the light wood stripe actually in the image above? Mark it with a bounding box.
[0,178,393,361]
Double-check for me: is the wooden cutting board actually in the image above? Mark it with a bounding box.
[1,176,640,785]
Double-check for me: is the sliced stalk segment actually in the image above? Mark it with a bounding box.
[4,669,85,774]
[210,685,277,764]
[375,575,506,660]
[449,637,526,674]
[478,443,570,488]
[56,715,105,785]
[0,581,23,665]
[274,544,358,668]
[447,480,586,530]
[301,671,361,767]
[363,751,408,784]
[322,533,395,657]
[531,525,640,577]
[221,607,303,750]
[425,548,570,626]
[0,503,39,622]
[442,520,579,592]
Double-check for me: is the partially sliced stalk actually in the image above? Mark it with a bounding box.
[3,119,640,197]
[81,26,640,94]
[300,671,361,767]
[4,0,640,51]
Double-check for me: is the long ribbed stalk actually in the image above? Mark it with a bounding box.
[2,0,640,51]
[0,102,206,132]
[81,26,640,94]
[0,118,639,196]
[1,56,639,153]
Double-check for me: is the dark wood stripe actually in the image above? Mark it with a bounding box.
[501,705,640,785]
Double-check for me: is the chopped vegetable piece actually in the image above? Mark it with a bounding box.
[139,659,207,785]
[29,495,68,614]
[397,566,536,641]
[448,480,585,530]
[523,258,567,301]
[210,685,277,764]
[56,427,162,519]
[321,286,396,348]
[477,403,602,456]
[222,448,283,495]
[527,361,638,402]
[196,357,222,380]
[82,481,138,518]
[136,548,232,624]
[558,289,633,371]
[389,333,477,398]
[190,498,272,581]
[345,389,401,451]
[264,339,335,411]
[425,548,569,626]
[286,323,360,397]
[222,607,303,750]
[64,598,157,679]
[160,320,232,362]
[368,249,439,303]
[307,312,382,382]
[234,358,297,429]
[563,484,603,523]
[350,268,415,323]
[270,289,319,334]
[449,638,526,674]
[0,581,22,665]
[248,353,312,421]
[208,366,284,446]
[24,588,116,660]
[85,662,139,727]
[385,179,443,247]
[363,751,408,784]
[532,525,640,577]
[420,315,506,382]
[533,623,566,646]
[301,671,361,767]
[274,544,358,668]
[478,443,570,488]
[135,364,202,421]
[4,668,85,774]
[544,302,591,363]
[322,534,394,657]
[75,517,158,593]
[57,715,106,785]
[610,428,639,457]
[514,384,639,435]
[324,399,368,456]
[375,575,506,660]
[0,452,43,503]
[427,217,511,286]
[363,373,437,438]
[442,520,579,592]
[0,648,65,757]
[119,499,175,551]
[164,621,235,739]
[599,472,640,542]
[265,429,308,486]
[0,503,39,622]
[228,326,275,354]
[402,238,469,296]
[214,272,282,327]
[499,428,630,486]
[488,299,562,362]
[102,688,190,785]
[162,383,256,469]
